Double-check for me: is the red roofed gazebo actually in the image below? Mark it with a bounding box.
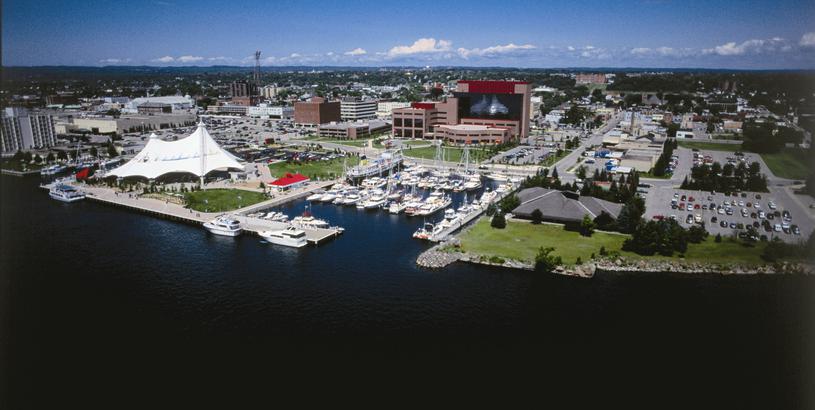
[269,173,310,192]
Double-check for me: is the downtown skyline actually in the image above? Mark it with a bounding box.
[3,0,815,69]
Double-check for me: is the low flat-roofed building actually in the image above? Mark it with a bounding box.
[318,119,390,140]
[137,102,172,114]
[434,123,510,145]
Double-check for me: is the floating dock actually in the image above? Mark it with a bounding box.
[427,188,516,242]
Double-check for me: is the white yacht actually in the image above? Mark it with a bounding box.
[259,226,308,248]
[41,164,68,176]
[291,215,330,229]
[49,184,85,203]
[203,216,242,237]
[361,190,388,209]
[462,176,482,191]
[485,173,509,182]
[263,211,289,222]
[388,201,407,214]
[306,192,324,201]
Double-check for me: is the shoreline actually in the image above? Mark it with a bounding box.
[420,247,814,277]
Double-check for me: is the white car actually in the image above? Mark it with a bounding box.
[758,211,766,219]
[774,224,782,232]
[718,208,725,215]
[768,202,776,210]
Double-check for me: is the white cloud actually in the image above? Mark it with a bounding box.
[457,43,536,59]
[99,58,130,64]
[800,32,815,47]
[344,48,367,56]
[208,56,229,61]
[567,46,575,51]
[629,46,693,57]
[152,56,175,63]
[703,37,787,56]
[387,38,452,57]
[177,55,204,63]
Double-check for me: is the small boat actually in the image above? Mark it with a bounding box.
[412,222,435,240]
[388,201,407,214]
[203,215,242,237]
[485,173,509,182]
[306,192,324,202]
[49,184,85,202]
[41,165,68,176]
[259,226,308,248]
[292,215,330,229]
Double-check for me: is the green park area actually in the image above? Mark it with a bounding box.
[456,218,769,267]
[184,189,267,212]
[269,156,360,180]
[759,148,811,180]
[402,145,492,164]
[677,140,742,152]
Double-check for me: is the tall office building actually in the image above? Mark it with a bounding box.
[340,97,378,121]
[229,80,251,98]
[1,108,57,154]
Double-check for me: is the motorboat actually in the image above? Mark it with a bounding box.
[263,211,289,222]
[41,164,68,176]
[485,173,509,182]
[49,184,85,202]
[259,226,308,248]
[306,192,324,201]
[388,201,407,214]
[462,176,482,191]
[362,190,388,209]
[292,215,330,229]
[203,215,242,237]
[412,222,444,240]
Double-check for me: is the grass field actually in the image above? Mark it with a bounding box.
[184,189,267,212]
[402,145,492,163]
[678,140,743,152]
[457,218,770,266]
[759,148,811,180]
[269,156,360,180]
[540,149,570,167]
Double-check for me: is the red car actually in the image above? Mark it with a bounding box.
[652,215,664,220]
[694,204,700,209]
[688,196,695,202]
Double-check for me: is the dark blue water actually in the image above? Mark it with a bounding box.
[2,175,813,408]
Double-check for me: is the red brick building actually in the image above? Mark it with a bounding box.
[294,97,341,126]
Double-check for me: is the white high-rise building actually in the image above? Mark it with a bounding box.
[340,98,377,121]
[376,101,411,118]
[1,108,57,154]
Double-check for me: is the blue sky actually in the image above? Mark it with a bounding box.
[3,0,815,68]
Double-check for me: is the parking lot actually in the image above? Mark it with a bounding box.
[644,186,810,242]
[492,145,553,165]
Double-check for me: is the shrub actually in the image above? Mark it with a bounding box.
[534,247,562,273]
[530,209,543,225]
[490,212,507,229]
[715,233,722,243]
[599,246,607,256]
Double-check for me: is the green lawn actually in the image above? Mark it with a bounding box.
[458,219,629,266]
[457,218,770,266]
[269,156,360,180]
[677,140,742,152]
[402,145,492,163]
[184,189,267,212]
[759,148,811,180]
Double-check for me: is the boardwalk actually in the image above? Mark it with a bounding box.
[45,181,343,245]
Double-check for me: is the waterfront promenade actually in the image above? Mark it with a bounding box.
[45,180,343,245]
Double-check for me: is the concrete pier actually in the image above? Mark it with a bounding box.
[43,181,343,245]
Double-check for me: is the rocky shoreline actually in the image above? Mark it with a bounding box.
[419,245,814,277]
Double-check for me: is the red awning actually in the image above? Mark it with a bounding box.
[270,173,310,186]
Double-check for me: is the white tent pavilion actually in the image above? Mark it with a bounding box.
[108,121,244,182]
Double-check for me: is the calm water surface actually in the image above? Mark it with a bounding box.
[1,175,813,407]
